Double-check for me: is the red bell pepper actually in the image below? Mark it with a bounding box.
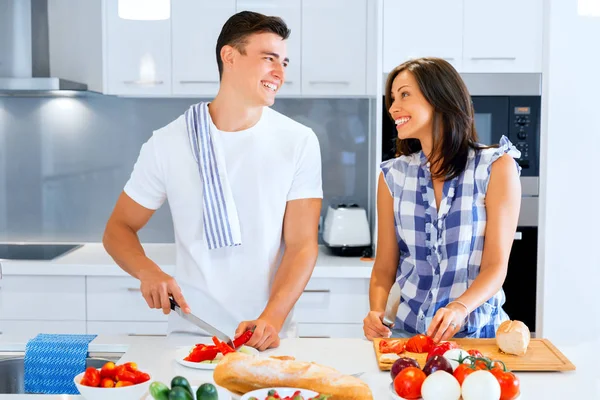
[184,344,219,363]
[233,328,254,348]
[212,336,235,355]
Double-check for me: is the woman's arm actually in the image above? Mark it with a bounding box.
[364,172,400,339]
[427,154,521,341]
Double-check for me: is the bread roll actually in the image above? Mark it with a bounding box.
[213,352,373,400]
[496,320,531,356]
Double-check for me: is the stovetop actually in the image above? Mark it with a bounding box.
[0,244,83,261]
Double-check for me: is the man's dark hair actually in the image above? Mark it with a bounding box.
[216,11,291,79]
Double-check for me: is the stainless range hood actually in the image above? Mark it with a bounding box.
[0,0,88,95]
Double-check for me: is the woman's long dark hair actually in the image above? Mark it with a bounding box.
[385,57,492,180]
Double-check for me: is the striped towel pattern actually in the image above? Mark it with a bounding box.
[24,334,97,394]
[185,102,242,250]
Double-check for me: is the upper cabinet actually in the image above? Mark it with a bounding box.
[301,0,368,96]
[236,0,302,96]
[383,0,463,73]
[171,0,236,96]
[104,0,171,96]
[462,0,543,73]
[383,0,544,73]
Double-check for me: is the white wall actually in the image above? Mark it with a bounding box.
[538,0,600,345]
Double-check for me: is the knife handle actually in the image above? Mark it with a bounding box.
[169,297,178,311]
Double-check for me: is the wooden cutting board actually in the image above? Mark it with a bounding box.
[373,338,576,372]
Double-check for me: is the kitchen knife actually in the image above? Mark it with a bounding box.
[382,282,401,328]
[169,298,236,349]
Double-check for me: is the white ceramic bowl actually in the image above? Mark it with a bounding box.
[240,387,319,400]
[74,370,151,400]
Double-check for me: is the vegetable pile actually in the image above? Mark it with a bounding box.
[184,331,254,363]
[247,389,331,400]
[79,361,150,388]
[150,376,219,400]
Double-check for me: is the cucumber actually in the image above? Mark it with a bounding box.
[168,386,194,400]
[170,376,193,396]
[196,382,219,400]
[149,381,170,400]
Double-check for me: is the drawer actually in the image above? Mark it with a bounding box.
[297,323,364,339]
[0,320,87,336]
[86,277,169,322]
[294,278,369,324]
[0,276,86,321]
[87,321,167,337]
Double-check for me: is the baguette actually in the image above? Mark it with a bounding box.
[213,352,373,400]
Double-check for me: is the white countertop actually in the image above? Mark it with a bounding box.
[0,244,374,279]
[0,334,597,399]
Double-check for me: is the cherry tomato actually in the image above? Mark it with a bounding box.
[115,380,134,387]
[453,363,476,386]
[393,366,426,399]
[100,378,115,388]
[100,361,116,379]
[116,369,137,383]
[123,362,138,372]
[134,371,151,384]
[82,367,101,387]
[491,368,521,400]
[405,334,435,353]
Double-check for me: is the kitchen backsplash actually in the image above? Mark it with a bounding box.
[0,96,372,243]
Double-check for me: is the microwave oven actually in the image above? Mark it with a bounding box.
[380,73,542,333]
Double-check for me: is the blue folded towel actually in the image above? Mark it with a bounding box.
[24,333,97,395]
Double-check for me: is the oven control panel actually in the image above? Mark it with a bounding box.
[509,97,540,176]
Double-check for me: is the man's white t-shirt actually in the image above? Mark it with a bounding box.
[124,106,323,338]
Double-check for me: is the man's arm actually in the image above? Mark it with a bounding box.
[236,197,321,350]
[103,191,190,314]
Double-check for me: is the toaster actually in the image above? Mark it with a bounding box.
[322,203,372,257]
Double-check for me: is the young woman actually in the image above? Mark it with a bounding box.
[363,58,521,343]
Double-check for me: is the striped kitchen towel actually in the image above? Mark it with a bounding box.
[24,333,97,394]
[185,102,242,250]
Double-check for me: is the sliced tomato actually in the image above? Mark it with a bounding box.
[405,334,435,353]
[379,339,406,354]
[426,341,459,361]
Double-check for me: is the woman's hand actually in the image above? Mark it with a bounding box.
[426,303,468,342]
[363,311,392,340]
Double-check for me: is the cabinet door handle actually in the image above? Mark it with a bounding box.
[308,81,350,85]
[127,288,141,292]
[123,80,164,85]
[303,289,331,293]
[299,335,331,338]
[469,57,516,61]
[179,80,219,84]
[514,232,523,240]
[127,333,167,337]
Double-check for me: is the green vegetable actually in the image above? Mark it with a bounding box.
[196,382,219,400]
[149,381,170,400]
[238,346,254,355]
[292,396,303,400]
[168,386,194,400]
[268,389,278,396]
[170,376,193,396]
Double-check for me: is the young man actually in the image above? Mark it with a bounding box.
[102,11,322,351]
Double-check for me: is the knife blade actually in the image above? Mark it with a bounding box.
[382,282,401,328]
[169,298,236,349]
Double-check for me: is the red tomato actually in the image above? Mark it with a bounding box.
[100,361,116,379]
[116,369,137,383]
[426,341,459,361]
[134,371,151,384]
[453,363,475,385]
[115,380,134,387]
[491,369,521,400]
[82,367,101,387]
[467,349,483,358]
[405,334,435,353]
[379,339,406,354]
[393,367,426,399]
[123,362,138,372]
[100,378,115,388]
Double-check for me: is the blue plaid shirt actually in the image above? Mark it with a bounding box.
[380,136,521,338]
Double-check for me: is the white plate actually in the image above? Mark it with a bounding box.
[144,384,232,400]
[174,345,259,370]
[239,387,319,400]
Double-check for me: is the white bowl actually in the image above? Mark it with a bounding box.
[74,370,151,400]
[240,387,319,400]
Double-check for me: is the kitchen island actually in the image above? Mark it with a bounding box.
[0,334,597,399]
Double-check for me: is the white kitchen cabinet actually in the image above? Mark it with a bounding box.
[86,277,168,322]
[171,0,236,96]
[301,0,368,96]
[462,0,543,73]
[383,0,464,73]
[294,278,369,324]
[0,320,87,336]
[0,276,86,321]
[87,321,167,336]
[236,0,302,96]
[104,0,171,95]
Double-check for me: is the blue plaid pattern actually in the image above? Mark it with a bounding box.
[24,334,97,394]
[381,136,521,338]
